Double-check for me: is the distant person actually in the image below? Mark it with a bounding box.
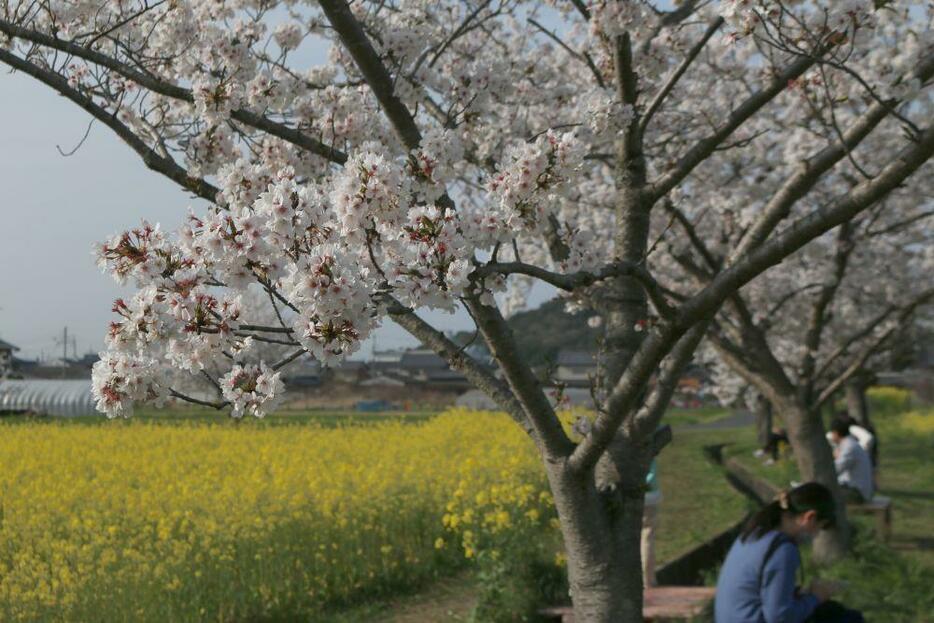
[826,413,877,468]
[828,418,874,503]
[642,457,661,588]
[756,427,790,464]
[715,483,864,623]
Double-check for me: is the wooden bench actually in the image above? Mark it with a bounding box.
[540,586,716,622]
[847,495,892,541]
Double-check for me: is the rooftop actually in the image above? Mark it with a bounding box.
[0,338,20,352]
[556,350,596,367]
[399,350,448,369]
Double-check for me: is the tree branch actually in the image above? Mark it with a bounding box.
[813,304,899,382]
[463,293,574,459]
[528,17,605,89]
[0,18,348,164]
[630,320,709,437]
[649,50,825,205]
[169,389,228,410]
[317,0,423,152]
[568,124,934,472]
[0,46,219,202]
[271,348,307,372]
[383,295,535,438]
[865,210,934,237]
[475,260,676,320]
[729,50,934,262]
[814,289,934,408]
[639,17,724,134]
[797,223,853,396]
[567,0,591,21]
[678,125,934,328]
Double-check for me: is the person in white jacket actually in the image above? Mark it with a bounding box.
[829,418,874,503]
[825,413,875,456]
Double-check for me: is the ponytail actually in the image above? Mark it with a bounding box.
[741,500,784,542]
[740,483,836,542]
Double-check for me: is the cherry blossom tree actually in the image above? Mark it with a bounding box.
[2,0,932,619]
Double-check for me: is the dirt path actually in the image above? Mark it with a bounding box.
[376,573,477,623]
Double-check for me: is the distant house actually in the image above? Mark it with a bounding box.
[398,349,449,379]
[370,349,405,363]
[359,373,406,387]
[0,339,18,377]
[329,360,370,384]
[71,353,100,370]
[12,358,92,380]
[281,356,323,388]
[395,349,469,388]
[554,350,597,388]
[423,367,471,391]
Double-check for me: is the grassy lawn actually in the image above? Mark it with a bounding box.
[656,427,751,563]
[663,405,731,428]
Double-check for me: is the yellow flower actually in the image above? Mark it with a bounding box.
[0,408,555,621]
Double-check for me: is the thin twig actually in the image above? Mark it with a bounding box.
[56,118,94,156]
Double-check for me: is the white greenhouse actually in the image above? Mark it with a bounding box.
[0,380,96,417]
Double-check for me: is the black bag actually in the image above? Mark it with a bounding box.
[759,536,865,623]
[806,600,866,623]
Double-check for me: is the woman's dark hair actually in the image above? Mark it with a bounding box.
[740,482,836,542]
[830,417,852,438]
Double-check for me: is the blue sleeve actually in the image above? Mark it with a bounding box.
[645,459,658,491]
[760,543,819,623]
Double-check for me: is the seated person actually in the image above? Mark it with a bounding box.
[760,427,790,463]
[828,418,874,504]
[825,413,876,467]
[715,482,864,623]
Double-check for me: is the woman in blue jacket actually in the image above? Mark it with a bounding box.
[715,482,863,623]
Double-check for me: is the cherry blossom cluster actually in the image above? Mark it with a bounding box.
[220,363,285,418]
[720,0,876,42]
[91,352,169,418]
[486,131,585,240]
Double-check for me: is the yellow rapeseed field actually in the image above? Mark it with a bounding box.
[0,410,555,622]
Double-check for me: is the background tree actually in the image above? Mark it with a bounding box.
[679,186,933,558]
[2,0,932,619]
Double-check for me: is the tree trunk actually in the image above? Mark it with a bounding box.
[754,392,773,448]
[544,434,649,622]
[845,380,871,429]
[780,400,850,562]
[550,31,653,621]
